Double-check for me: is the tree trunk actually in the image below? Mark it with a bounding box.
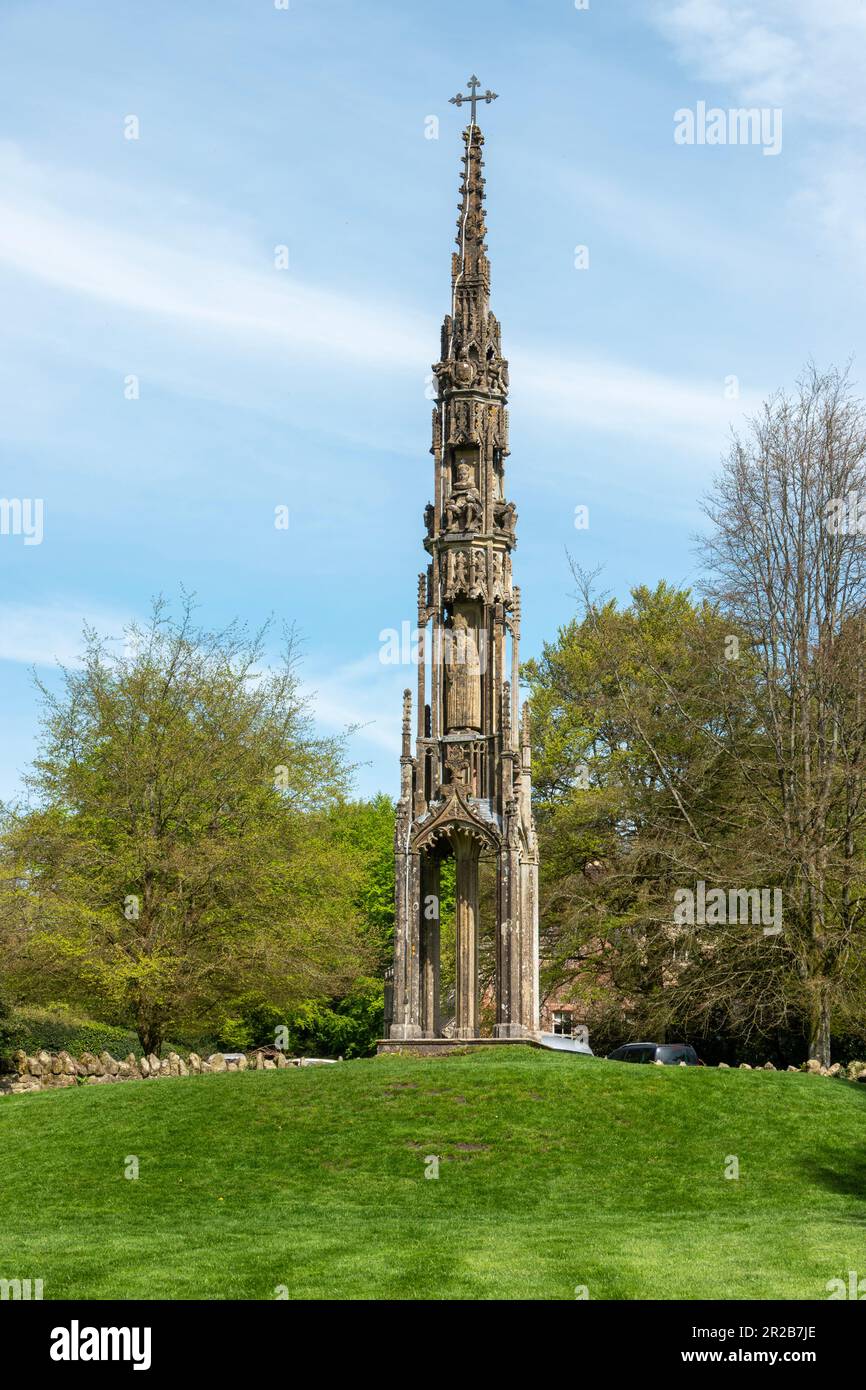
[807,985,831,1067]
[136,1007,163,1057]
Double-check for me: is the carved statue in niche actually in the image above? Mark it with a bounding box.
[444,742,472,789]
[490,550,509,603]
[444,459,483,533]
[444,548,469,599]
[445,613,482,732]
[469,548,488,600]
[424,502,434,538]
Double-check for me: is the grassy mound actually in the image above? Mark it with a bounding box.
[1,1047,863,1300]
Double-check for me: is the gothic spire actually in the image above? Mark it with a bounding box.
[453,122,489,292]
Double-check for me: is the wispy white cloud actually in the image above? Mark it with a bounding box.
[303,651,404,759]
[0,601,131,668]
[652,0,866,121]
[512,349,762,454]
[0,143,429,372]
[0,141,761,454]
[0,599,401,800]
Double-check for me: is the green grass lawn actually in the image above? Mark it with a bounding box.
[1,1047,864,1300]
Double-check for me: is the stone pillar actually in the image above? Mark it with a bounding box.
[520,857,540,1033]
[390,838,423,1041]
[420,854,441,1037]
[494,836,526,1038]
[453,830,480,1038]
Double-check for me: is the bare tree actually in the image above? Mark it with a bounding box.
[701,365,866,1063]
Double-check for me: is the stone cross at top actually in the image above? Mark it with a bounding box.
[449,74,498,125]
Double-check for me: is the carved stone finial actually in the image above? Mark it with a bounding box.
[521,699,531,747]
[502,680,511,740]
[401,688,412,758]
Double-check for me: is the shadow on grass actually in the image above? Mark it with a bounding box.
[801,1147,866,1203]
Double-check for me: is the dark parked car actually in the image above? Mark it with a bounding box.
[606,1042,703,1066]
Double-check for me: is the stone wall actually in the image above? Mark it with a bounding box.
[716,1059,866,1079]
[0,1047,326,1096]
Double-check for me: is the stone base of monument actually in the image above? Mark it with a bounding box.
[376,1036,541,1056]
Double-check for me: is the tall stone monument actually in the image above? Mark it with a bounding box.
[388,78,540,1044]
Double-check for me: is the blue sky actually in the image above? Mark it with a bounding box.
[1,0,866,801]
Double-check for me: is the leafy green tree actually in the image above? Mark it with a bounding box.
[0,597,370,1054]
[525,578,757,1050]
[330,794,396,968]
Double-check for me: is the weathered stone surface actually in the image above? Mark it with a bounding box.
[803,1059,822,1073]
[387,117,539,1049]
[1,1043,313,1096]
[717,1062,730,1068]
[739,1063,752,1070]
